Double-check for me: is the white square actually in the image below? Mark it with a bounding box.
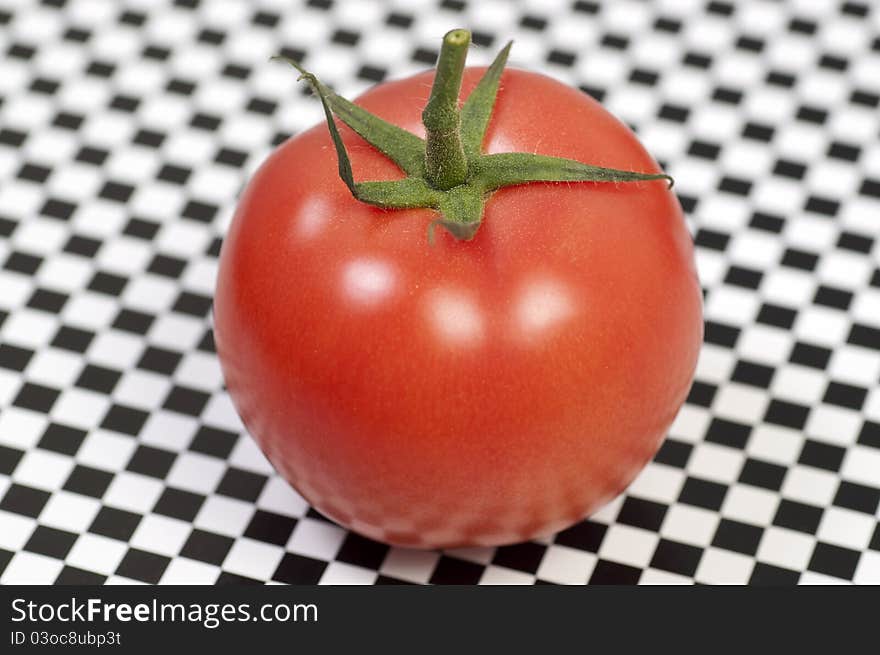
[0,509,38,551]
[174,352,223,391]
[841,447,880,488]
[140,411,199,452]
[113,369,172,410]
[50,388,111,430]
[806,406,863,447]
[853,551,880,585]
[639,568,692,585]
[286,518,346,561]
[379,547,440,585]
[1,308,58,348]
[721,484,780,525]
[319,560,378,585]
[64,533,128,575]
[661,504,720,547]
[756,527,816,571]
[222,537,285,581]
[194,495,254,537]
[688,442,746,484]
[781,467,839,507]
[669,404,712,444]
[38,491,101,533]
[165,451,228,495]
[76,430,136,472]
[129,514,191,557]
[769,365,828,406]
[479,565,536,585]
[61,293,119,331]
[148,314,205,350]
[0,407,48,449]
[694,547,755,585]
[816,507,876,551]
[87,331,145,369]
[121,276,179,313]
[746,424,803,465]
[535,544,596,585]
[24,348,84,388]
[159,557,220,585]
[256,476,309,518]
[0,551,64,584]
[227,434,273,475]
[13,448,75,491]
[597,524,660,569]
[201,392,245,432]
[102,472,164,514]
[626,462,686,504]
[711,383,771,425]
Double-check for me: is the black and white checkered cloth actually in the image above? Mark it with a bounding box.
[1,0,878,585]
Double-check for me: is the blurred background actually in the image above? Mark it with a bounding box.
[0,0,878,585]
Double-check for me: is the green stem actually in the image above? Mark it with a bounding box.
[422,29,471,190]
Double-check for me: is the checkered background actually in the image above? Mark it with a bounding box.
[0,0,878,586]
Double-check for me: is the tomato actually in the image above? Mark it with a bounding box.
[214,62,703,548]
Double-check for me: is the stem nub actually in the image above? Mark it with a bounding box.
[422,29,471,190]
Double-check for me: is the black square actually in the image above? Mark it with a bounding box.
[712,519,763,555]
[216,468,267,502]
[849,324,880,350]
[617,496,667,532]
[272,553,327,584]
[109,94,139,112]
[738,458,786,491]
[172,291,212,317]
[89,506,142,541]
[804,195,840,217]
[798,440,846,472]
[137,346,182,375]
[153,487,205,522]
[712,86,742,104]
[13,382,60,413]
[833,481,880,515]
[63,235,101,258]
[5,251,42,275]
[773,499,823,534]
[112,308,154,334]
[252,10,279,26]
[53,112,83,130]
[124,217,159,240]
[98,181,134,203]
[55,565,106,585]
[870,524,880,551]
[756,303,796,329]
[197,28,225,44]
[742,122,774,142]
[851,90,879,107]
[724,266,763,289]
[375,575,412,585]
[191,113,220,131]
[827,142,861,162]
[703,321,739,347]
[0,445,23,475]
[189,426,238,459]
[705,417,751,449]
[653,439,693,469]
[336,533,390,570]
[167,78,196,95]
[630,68,659,86]
[764,399,810,430]
[182,200,218,223]
[519,14,545,30]
[0,128,26,147]
[430,556,484,584]
[215,148,247,167]
[649,539,702,577]
[88,271,128,296]
[40,198,76,221]
[679,477,727,511]
[860,178,880,198]
[731,360,774,388]
[837,231,874,254]
[86,60,114,77]
[814,286,853,311]
[246,98,277,115]
[658,103,688,122]
[781,248,818,271]
[180,529,234,565]
[63,465,112,498]
[133,129,165,148]
[163,385,211,416]
[101,404,149,436]
[216,572,261,585]
[555,520,607,553]
[0,484,50,518]
[18,163,51,183]
[789,341,831,369]
[244,510,298,547]
[157,164,191,185]
[773,159,806,180]
[38,423,87,456]
[749,211,784,233]
[822,381,867,411]
[686,381,716,407]
[75,364,121,394]
[27,288,68,313]
[688,140,721,159]
[126,445,176,478]
[588,559,641,585]
[115,548,170,584]
[492,542,546,574]
[0,548,10,577]
[0,343,33,371]
[807,543,860,580]
[749,562,799,585]
[148,254,187,278]
[24,525,78,559]
[858,421,880,449]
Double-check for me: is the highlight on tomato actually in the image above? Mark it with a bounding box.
[214,29,703,548]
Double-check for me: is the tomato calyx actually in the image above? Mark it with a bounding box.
[273,29,673,242]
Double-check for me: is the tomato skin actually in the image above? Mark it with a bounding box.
[214,68,703,548]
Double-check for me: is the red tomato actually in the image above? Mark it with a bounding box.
[214,67,703,548]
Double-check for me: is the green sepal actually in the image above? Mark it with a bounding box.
[459,41,512,159]
[478,152,674,190]
[272,56,426,177]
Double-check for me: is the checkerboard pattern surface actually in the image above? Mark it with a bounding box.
[1,0,879,585]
